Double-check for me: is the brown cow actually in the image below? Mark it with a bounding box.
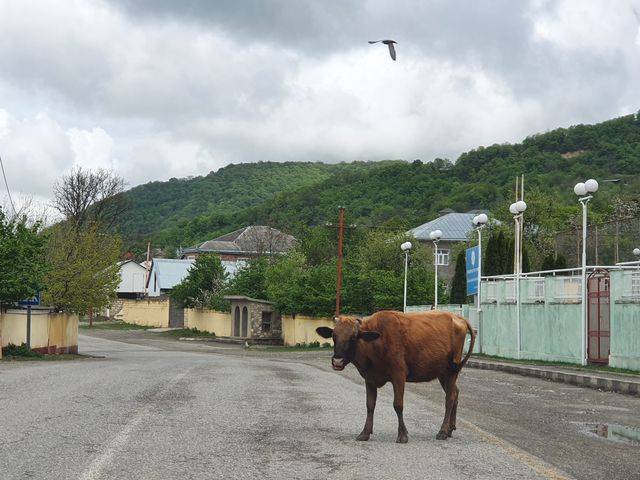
[316,310,475,442]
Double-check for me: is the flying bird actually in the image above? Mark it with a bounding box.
[369,40,397,61]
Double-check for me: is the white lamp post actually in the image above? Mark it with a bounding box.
[472,213,488,353]
[429,230,443,309]
[401,241,412,313]
[510,200,527,359]
[575,178,598,366]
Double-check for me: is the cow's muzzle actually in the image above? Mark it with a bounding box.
[331,357,346,371]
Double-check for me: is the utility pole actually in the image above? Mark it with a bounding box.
[335,207,345,317]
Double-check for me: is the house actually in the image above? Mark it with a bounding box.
[145,257,243,297]
[146,258,195,297]
[408,210,488,282]
[179,225,295,263]
[117,260,148,299]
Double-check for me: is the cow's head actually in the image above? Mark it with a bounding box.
[316,316,380,371]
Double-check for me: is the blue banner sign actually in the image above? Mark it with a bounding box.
[466,246,480,296]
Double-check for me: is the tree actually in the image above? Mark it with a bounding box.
[52,167,126,229]
[171,253,228,310]
[43,223,121,314]
[0,210,48,308]
[449,251,467,304]
[227,256,269,300]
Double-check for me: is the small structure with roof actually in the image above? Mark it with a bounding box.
[224,295,282,344]
[408,210,489,282]
[117,260,148,299]
[179,225,295,263]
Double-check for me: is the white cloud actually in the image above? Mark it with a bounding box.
[0,0,639,202]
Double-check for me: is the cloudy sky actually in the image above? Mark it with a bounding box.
[1,0,639,205]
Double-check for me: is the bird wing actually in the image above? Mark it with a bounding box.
[368,40,381,44]
[388,42,396,60]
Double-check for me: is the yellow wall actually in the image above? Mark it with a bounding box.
[282,315,335,347]
[120,298,170,328]
[184,309,232,336]
[1,310,79,355]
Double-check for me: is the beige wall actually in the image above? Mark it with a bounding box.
[120,298,170,328]
[1,310,79,356]
[184,309,232,336]
[282,315,335,347]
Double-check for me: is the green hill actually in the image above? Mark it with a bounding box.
[119,113,640,256]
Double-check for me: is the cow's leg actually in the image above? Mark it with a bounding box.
[436,374,458,440]
[392,376,408,443]
[450,385,460,432]
[356,382,377,441]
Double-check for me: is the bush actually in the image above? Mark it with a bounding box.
[3,343,42,358]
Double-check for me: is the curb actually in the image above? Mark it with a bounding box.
[466,359,640,397]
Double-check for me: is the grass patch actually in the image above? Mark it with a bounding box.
[80,321,154,330]
[156,328,216,338]
[253,341,333,352]
[473,353,639,376]
[1,343,87,362]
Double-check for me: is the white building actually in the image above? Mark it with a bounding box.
[117,260,148,298]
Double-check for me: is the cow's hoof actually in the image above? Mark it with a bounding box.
[396,433,408,444]
[356,432,371,441]
[436,431,449,440]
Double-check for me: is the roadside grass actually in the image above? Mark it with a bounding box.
[1,343,88,362]
[250,341,332,352]
[79,321,154,330]
[473,353,640,377]
[155,328,216,338]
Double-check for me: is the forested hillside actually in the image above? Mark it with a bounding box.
[117,162,335,241]
[119,113,640,257]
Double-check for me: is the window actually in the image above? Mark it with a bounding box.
[261,311,272,333]
[622,271,640,299]
[436,249,450,266]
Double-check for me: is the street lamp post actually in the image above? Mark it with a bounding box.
[472,213,488,353]
[429,230,443,309]
[574,178,598,366]
[510,200,527,359]
[401,241,412,313]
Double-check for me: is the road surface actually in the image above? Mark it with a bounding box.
[1,332,638,479]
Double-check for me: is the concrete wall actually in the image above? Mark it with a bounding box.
[184,309,232,336]
[480,277,583,363]
[610,270,640,370]
[119,298,170,328]
[282,315,335,347]
[1,310,79,356]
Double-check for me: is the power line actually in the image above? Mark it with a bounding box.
[0,153,17,216]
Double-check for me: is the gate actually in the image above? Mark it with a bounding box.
[587,270,610,364]
[168,297,184,328]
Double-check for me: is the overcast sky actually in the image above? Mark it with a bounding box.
[1,0,639,205]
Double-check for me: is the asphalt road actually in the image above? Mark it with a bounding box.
[0,332,638,480]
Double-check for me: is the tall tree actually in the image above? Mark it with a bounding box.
[43,223,121,314]
[449,250,467,304]
[0,210,48,308]
[52,167,126,229]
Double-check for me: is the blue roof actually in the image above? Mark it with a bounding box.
[408,212,480,242]
[152,258,194,290]
[151,258,244,290]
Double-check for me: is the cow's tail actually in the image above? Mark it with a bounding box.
[459,317,476,370]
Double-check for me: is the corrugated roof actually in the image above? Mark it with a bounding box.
[152,258,195,290]
[408,212,479,242]
[183,225,295,255]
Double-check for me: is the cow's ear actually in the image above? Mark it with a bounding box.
[316,327,334,339]
[359,330,380,342]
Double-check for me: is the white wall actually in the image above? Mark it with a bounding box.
[118,262,147,294]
